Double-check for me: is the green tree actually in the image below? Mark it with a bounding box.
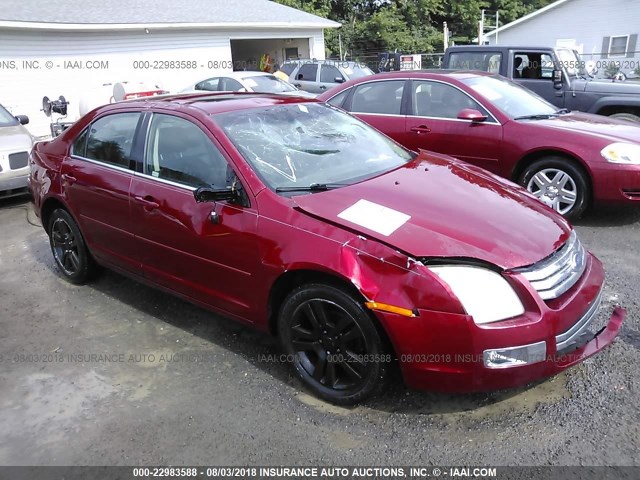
[273,0,557,56]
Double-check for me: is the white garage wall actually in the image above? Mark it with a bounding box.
[1,29,232,136]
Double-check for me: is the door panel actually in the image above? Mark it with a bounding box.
[292,63,320,93]
[61,112,142,272]
[130,177,259,319]
[130,112,261,319]
[61,159,137,272]
[403,80,503,174]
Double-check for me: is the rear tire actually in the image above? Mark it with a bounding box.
[519,157,589,220]
[48,208,97,284]
[278,284,389,405]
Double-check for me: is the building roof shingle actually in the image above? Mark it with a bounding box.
[0,0,340,28]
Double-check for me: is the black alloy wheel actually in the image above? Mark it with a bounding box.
[279,284,389,405]
[48,208,97,284]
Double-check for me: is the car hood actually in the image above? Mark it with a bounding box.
[293,152,571,270]
[519,112,640,143]
[0,125,33,152]
[580,77,640,94]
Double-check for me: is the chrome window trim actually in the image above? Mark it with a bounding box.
[341,77,501,125]
[133,170,195,191]
[69,155,133,174]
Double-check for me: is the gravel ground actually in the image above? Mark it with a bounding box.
[0,196,638,467]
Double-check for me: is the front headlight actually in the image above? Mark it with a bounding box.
[428,266,525,325]
[600,142,640,164]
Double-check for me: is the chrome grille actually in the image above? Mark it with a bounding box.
[513,230,586,300]
[556,287,603,354]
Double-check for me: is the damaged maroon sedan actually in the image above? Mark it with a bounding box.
[29,93,625,405]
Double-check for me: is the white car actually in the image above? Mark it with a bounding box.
[0,103,34,198]
[180,71,316,97]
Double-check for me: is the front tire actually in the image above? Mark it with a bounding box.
[278,284,389,405]
[48,208,97,284]
[519,157,589,220]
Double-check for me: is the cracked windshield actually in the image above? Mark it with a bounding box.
[215,103,412,192]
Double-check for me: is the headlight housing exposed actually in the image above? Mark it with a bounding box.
[600,143,640,164]
[428,266,525,324]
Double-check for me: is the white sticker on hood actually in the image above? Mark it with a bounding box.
[338,199,410,237]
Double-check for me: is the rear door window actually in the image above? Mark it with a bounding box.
[85,113,141,168]
[296,64,318,81]
[351,81,405,115]
[448,52,502,72]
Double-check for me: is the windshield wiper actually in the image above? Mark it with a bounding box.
[514,113,559,120]
[284,146,341,155]
[275,183,347,193]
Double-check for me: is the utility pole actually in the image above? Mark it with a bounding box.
[443,22,449,50]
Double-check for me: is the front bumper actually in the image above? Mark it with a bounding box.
[590,162,640,203]
[375,253,625,393]
[0,173,29,196]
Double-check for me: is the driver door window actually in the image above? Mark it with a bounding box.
[515,52,554,80]
[412,81,484,119]
[145,114,230,189]
[320,64,345,84]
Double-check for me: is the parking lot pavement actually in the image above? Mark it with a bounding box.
[0,196,639,466]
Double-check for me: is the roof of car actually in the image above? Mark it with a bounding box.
[113,92,320,115]
[282,59,366,66]
[362,70,495,80]
[446,45,555,51]
[225,71,273,78]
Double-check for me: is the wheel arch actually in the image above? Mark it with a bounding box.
[40,196,75,234]
[267,267,400,366]
[511,149,593,194]
[267,269,364,336]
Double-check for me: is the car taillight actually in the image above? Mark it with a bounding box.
[123,90,168,100]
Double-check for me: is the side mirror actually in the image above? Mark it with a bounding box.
[194,186,236,203]
[457,109,487,123]
[553,69,563,90]
[15,115,29,125]
[334,76,345,84]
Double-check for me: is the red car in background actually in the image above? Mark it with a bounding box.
[29,93,624,404]
[318,71,640,219]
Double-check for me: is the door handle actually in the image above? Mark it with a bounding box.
[410,125,431,134]
[134,195,160,211]
[319,85,327,90]
[294,83,301,88]
[62,173,77,185]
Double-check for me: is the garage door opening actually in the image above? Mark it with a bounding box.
[230,38,310,72]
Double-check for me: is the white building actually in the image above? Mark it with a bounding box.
[0,0,339,136]
[484,0,639,71]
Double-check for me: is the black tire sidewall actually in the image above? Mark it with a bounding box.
[520,157,589,220]
[48,208,93,284]
[278,283,387,405]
